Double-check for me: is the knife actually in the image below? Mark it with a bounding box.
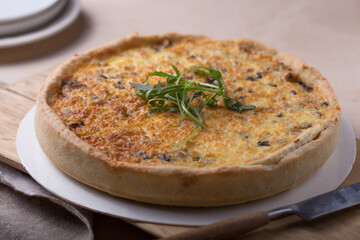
[160,182,360,240]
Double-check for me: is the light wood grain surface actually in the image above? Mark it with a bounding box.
[1,0,360,239]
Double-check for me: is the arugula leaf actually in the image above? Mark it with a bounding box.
[129,82,154,92]
[130,65,256,146]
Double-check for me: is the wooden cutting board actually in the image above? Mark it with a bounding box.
[1,70,360,239]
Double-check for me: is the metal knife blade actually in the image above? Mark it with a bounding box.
[268,182,360,220]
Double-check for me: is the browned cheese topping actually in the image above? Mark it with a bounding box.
[50,38,339,168]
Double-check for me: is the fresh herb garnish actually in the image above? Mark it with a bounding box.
[130,65,256,146]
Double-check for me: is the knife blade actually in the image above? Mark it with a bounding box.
[268,181,360,220]
[161,182,360,240]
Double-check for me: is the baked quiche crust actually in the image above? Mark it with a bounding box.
[35,33,341,206]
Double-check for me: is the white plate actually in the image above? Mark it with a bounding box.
[17,106,356,226]
[0,0,80,48]
[0,0,67,37]
[0,0,60,22]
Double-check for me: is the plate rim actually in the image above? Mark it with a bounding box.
[0,0,80,48]
[0,0,64,23]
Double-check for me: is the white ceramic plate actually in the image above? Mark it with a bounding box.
[17,106,356,226]
[0,0,80,48]
[0,0,67,37]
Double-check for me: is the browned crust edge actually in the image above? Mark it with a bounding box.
[34,33,341,206]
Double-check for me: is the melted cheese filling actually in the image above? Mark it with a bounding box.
[50,38,337,168]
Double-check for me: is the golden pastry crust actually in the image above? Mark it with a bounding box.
[35,33,341,206]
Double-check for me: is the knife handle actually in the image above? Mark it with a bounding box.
[159,211,270,240]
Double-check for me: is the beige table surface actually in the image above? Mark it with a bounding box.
[0,0,359,239]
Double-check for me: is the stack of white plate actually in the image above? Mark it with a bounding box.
[0,0,80,48]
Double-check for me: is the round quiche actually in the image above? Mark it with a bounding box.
[35,33,341,207]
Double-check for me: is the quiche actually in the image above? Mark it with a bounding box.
[35,33,341,207]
